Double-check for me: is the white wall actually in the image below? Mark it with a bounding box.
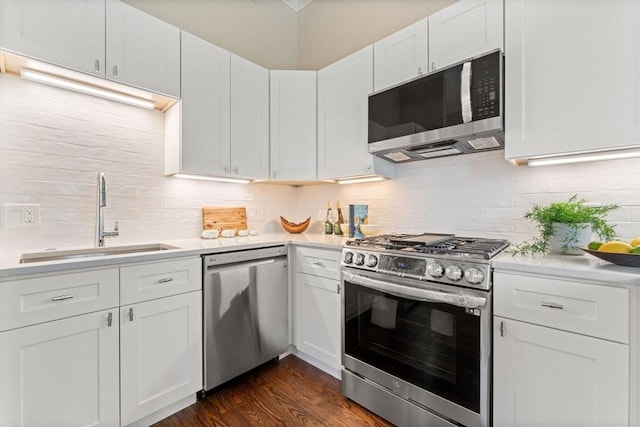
[295,152,640,244]
[0,74,296,251]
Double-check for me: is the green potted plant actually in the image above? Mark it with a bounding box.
[510,195,619,256]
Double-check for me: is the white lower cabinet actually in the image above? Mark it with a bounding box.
[0,309,120,427]
[294,247,341,375]
[120,291,202,426]
[0,257,202,427]
[493,270,630,427]
[493,317,629,427]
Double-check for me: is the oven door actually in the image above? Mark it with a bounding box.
[342,269,491,427]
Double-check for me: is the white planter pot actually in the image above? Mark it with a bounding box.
[548,223,592,255]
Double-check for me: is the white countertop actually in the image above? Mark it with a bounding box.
[0,233,351,279]
[493,251,640,285]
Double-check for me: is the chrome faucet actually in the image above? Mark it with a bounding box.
[95,172,119,247]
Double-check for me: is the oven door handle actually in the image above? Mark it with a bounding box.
[343,271,487,309]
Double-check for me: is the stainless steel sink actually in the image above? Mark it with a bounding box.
[19,243,179,264]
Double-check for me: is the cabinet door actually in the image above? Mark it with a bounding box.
[106,0,180,97]
[428,0,503,71]
[505,0,640,162]
[493,317,629,427]
[180,32,231,176]
[120,291,202,426]
[0,310,119,427]
[269,70,317,181]
[295,272,341,371]
[373,18,428,91]
[317,45,374,180]
[230,54,270,180]
[0,0,105,76]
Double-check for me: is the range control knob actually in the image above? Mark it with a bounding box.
[366,254,378,267]
[445,265,463,281]
[354,253,365,266]
[343,251,354,264]
[464,267,485,285]
[426,262,444,278]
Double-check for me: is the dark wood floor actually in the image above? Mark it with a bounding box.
[153,355,393,426]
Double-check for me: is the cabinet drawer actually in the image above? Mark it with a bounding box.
[120,257,201,305]
[494,271,629,343]
[296,247,341,280]
[0,268,119,331]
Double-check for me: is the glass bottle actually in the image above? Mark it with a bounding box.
[334,201,345,235]
[324,202,334,235]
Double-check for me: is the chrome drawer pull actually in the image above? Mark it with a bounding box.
[158,277,174,284]
[51,294,74,302]
[312,262,324,267]
[541,302,564,310]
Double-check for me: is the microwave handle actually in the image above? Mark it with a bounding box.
[342,271,486,309]
[461,61,473,123]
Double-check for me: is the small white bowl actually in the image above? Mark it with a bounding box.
[359,224,379,236]
[340,223,350,235]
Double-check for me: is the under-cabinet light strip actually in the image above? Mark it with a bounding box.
[527,148,640,167]
[172,173,251,184]
[337,176,386,185]
[20,68,156,110]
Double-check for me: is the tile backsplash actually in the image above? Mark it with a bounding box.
[1,72,639,252]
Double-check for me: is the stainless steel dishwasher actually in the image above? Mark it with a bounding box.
[202,245,288,392]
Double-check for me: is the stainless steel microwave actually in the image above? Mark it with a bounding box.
[368,50,504,163]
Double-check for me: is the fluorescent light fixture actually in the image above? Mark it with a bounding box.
[172,173,251,184]
[337,176,386,185]
[527,148,640,167]
[20,68,156,110]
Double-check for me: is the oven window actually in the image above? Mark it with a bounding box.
[344,282,481,413]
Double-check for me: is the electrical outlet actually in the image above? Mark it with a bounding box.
[4,204,40,228]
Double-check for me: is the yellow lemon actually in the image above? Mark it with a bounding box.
[630,237,640,247]
[631,245,640,255]
[598,241,633,253]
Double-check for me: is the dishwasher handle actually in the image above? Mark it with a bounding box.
[205,257,284,273]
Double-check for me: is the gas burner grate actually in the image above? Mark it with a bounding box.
[418,238,510,259]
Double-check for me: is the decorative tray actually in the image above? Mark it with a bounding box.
[581,248,640,268]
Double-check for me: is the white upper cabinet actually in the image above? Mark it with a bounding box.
[373,18,428,92]
[318,45,393,181]
[505,0,640,163]
[106,0,180,98]
[0,0,180,98]
[428,0,504,71]
[269,70,317,182]
[175,31,231,176]
[0,0,105,76]
[230,53,270,180]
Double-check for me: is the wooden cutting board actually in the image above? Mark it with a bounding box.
[202,207,247,233]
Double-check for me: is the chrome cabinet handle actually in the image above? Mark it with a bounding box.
[499,320,506,337]
[431,61,436,71]
[128,307,134,321]
[112,65,118,77]
[233,166,239,174]
[336,283,341,294]
[158,277,174,284]
[541,302,564,310]
[94,59,100,72]
[224,165,230,173]
[51,294,74,302]
[107,312,113,327]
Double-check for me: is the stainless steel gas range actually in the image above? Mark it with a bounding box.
[340,233,509,427]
